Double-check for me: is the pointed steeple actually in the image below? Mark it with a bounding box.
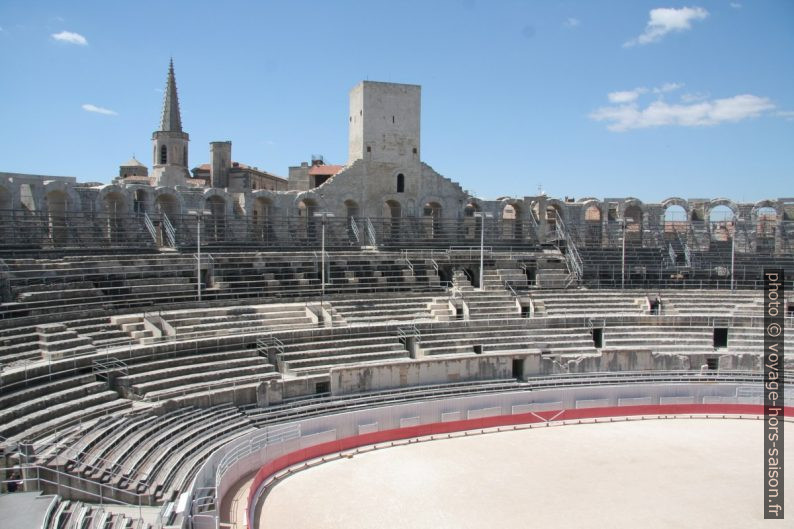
[159,58,183,132]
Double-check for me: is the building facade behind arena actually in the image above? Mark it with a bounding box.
[0,61,792,262]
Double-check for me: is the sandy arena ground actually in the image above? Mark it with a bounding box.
[259,418,792,529]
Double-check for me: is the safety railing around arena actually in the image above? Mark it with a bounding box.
[103,311,794,351]
[184,373,793,529]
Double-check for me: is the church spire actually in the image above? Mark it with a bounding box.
[159,58,183,132]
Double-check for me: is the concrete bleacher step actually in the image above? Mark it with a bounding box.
[0,381,113,432]
[284,349,409,371]
[4,396,132,446]
[140,371,279,401]
[118,356,268,388]
[109,407,241,486]
[129,363,275,396]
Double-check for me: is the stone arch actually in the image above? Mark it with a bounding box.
[545,199,565,229]
[45,190,69,245]
[98,186,129,243]
[295,196,321,241]
[623,203,644,244]
[581,201,602,247]
[662,199,688,237]
[97,185,129,214]
[463,199,482,240]
[384,199,402,240]
[422,200,443,239]
[708,204,734,222]
[707,204,736,244]
[705,199,738,222]
[251,192,276,243]
[344,199,359,218]
[501,200,523,240]
[384,199,401,218]
[129,186,150,215]
[753,201,778,251]
[153,187,182,219]
[43,180,82,213]
[205,194,227,242]
[661,197,689,216]
[751,200,781,221]
[463,199,481,217]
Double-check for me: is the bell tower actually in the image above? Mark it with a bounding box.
[152,59,190,187]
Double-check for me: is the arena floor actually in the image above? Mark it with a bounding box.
[258,418,792,529]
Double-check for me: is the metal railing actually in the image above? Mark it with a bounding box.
[397,324,421,344]
[143,212,157,245]
[162,212,177,248]
[554,212,583,283]
[349,216,361,244]
[365,218,377,247]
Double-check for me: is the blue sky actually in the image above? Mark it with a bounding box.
[0,0,792,202]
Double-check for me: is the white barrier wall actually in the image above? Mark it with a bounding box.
[187,381,767,529]
[329,352,537,395]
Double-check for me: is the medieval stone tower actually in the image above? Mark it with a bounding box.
[152,59,190,187]
[348,81,421,166]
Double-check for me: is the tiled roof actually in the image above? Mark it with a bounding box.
[308,164,344,176]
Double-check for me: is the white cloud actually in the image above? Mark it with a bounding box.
[624,7,708,47]
[51,30,87,45]
[776,111,794,121]
[730,2,742,8]
[653,82,683,94]
[563,17,580,28]
[681,91,709,103]
[82,104,117,116]
[590,93,775,131]
[608,88,647,103]
[606,83,680,104]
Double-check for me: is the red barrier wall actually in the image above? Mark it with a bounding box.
[243,404,792,528]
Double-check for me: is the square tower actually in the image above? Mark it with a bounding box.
[348,81,420,165]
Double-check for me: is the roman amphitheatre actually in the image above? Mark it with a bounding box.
[0,65,792,529]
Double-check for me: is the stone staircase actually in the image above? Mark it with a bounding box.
[428,297,455,321]
[37,323,96,360]
[452,270,520,320]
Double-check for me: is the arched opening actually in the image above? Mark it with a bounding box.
[159,145,168,165]
[46,190,69,245]
[502,203,523,240]
[252,197,272,242]
[546,204,562,230]
[133,189,147,214]
[663,205,687,236]
[422,202,442,239]
[384,200,401,240]
[584,205,602,247]
[756,206,777,253]
[206,195,227,242]
[103,192,125,243]
[344,199,359,219]
[297,198,319,240]
[344,199,359,241]
[155,194,179,219]
[396,173,405,193]
[623,205,643,245]
[709,205,735,243]
[463,202,480,240]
